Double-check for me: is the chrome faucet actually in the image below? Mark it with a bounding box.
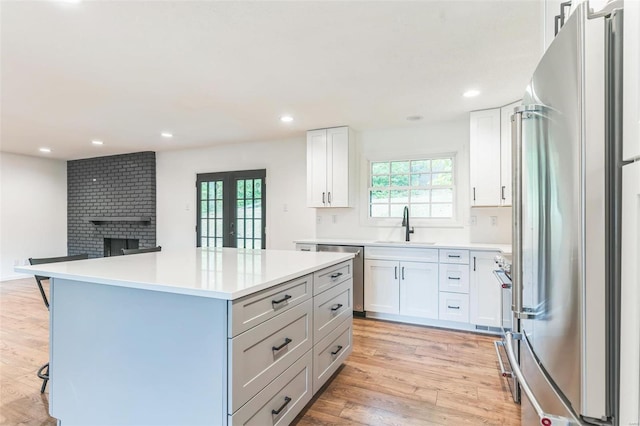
[402,206,414,242]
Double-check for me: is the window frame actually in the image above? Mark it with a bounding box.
[363,153,461,228]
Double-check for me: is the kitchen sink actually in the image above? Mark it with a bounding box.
[374,240,436,245]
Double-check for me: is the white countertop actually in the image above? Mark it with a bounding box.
[15,248,354,300]
[294,238,512,255]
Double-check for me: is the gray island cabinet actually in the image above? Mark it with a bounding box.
[17,248,354,426]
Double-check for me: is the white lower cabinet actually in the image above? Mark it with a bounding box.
[313,317,352,394]
[438,292,470,323]
[469,251,501,327]
[399,261,439,319]
[364,259,400,314]
[364,258,438,319]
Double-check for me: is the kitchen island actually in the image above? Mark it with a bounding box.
[16,248,355,426]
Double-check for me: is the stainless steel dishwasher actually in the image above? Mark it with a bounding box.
[316,244,365,316]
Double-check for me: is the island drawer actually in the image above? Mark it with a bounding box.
[438,264,470,294]
[228,299,313,413]
[438,292,470,323]
[229,350,313,426]
[314,279,352,343]
[313,317,352,394]
[313,260,352,295]
[229,274,312,337]
[439,249,470,264]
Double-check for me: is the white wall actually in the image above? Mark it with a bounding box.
[156,137,316,251]
[315,118,511,244]
[0,152,67,281]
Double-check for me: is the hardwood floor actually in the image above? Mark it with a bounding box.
[0,278,520,425]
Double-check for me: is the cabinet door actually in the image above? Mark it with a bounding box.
[327,127,350,207]
[470,109,501,206]
[364,259,399,314]
[624,0,640,160]
[469,251,501,327]
[500,101,520,206]
[399,261,439,319]
[306,129,327,207]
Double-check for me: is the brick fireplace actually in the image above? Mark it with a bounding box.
[67,152,156,258]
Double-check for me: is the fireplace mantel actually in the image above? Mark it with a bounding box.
[84,217,151,225]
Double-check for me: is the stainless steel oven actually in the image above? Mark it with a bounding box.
[493,255,520,403]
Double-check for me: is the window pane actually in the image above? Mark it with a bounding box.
[215,219,223,238]
[432,173,453,186]
[237,180,245,199]
[254,220,262,238]
[390,190,408,203]
[390,204,405,217]
[216,181,223,199]
[246,221,253,238]
[411,204,430,218]
[201,201,208,218]
[254,200,262,218]
[216,200,223,216]
[411,189,430,202]
[371,175,390,187]
[215,237,223,247]
[432,188,453,202]
[201,219,208,237]
[432,204,453,217]
[372,162,390,175]
[246,202,253,219]
[370,190,389,203]
[391,161,410,174]
[411,174,431,186]
[201,183,208,200]
[208,182,215,199]
[432,158,453,172]
[200,237,207,247]
[237,237,245,249]
[390,174,410,186]
[254,239,262,249]
[254,180,262,198]
[236,220,244,238]
[245,179,253,198]
[208,201,216,218]
[370,204,389,217]
[237,199,245,218]
[411,160,430,173]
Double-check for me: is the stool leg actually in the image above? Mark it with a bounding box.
[37,362,49,393]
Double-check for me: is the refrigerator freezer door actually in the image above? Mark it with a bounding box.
[619,160,640,425]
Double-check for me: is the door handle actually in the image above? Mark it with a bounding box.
[272,338,292,352]
[330,303,343,312]
[271,396,292,416]
[394,266,398,280]
[322,192,326,205]
[331,345,344,356]
[328,191,331,204]
[501,185,506,200]
[493,340,512,378]
[401,266,405,280]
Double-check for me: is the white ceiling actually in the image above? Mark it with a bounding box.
[0,1,543,160]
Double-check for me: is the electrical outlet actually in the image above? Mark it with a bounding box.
[316,215,322,224]
[332,215,337,224]
[491,216,498,226]
[470,216,477,226]
[13,259,20,266]
[283,204,288,212]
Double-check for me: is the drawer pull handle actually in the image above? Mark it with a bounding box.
[331,345,344,356]
[272,338,292,352]
[448,277,461,280]
[300,248,311,252]
[447,305,461,310]
[330,272,343,279]
[448,255,461,258]
[330,303,343,312]
[271,396,292,416]
[271,294,292,306]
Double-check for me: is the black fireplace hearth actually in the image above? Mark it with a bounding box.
[104,238,139,257]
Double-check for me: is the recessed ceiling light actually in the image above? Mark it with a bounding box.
[91,140,103,145]
[463,89,481,98]
[280,116,293,123]
[39,148,51,153]
[161,132,173,138]
[406,115,423,121]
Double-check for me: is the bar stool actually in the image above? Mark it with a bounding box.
[28,253,88,393]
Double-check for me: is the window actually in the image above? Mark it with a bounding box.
[196,169,266,249]
[369,157,454,219]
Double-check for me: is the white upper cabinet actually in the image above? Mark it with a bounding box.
[306,126,353,208]
[470,102,519,207]
[470,109,501,206]
[500,101,520,206]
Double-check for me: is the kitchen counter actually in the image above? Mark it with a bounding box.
[294,238,512,255]
[15,247,354,300]
[15,248,355,425]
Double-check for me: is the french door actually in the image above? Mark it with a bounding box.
[196,169,266,249]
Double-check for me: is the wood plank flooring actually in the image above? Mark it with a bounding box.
[0,278,520,425]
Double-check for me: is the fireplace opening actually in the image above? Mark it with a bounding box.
[104,238,139,257]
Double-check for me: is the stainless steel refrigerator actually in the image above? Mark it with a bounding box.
[504,1,639,425]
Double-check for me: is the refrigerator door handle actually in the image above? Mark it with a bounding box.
[505,332,581,426]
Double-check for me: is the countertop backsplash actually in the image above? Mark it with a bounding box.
[469,206,512,244]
